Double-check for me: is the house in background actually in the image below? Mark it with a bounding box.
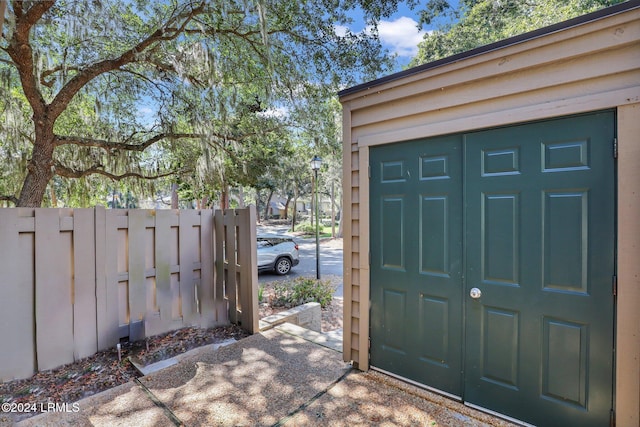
[340,2,639,426]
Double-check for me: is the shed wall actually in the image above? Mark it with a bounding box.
[341,6,640,424]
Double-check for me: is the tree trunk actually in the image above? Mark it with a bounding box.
[291,196,298,231]
[17,137,56,207]
[220,184,230,209]
[264,189,274,220]
[171,183,179,209]
[283,194,292,220]
[331,181,335,238]
[238,187,245,208]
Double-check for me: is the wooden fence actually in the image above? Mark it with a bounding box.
[0,206,258,381]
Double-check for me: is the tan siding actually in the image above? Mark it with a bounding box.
[357,84,640,148]
[340,11,640,108]
[352,66,639,135]
[616,102,640,426]
[342,104,354,364]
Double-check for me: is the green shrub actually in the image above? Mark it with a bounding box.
[271,277,335,308]
[258,285,264,303]
[297,222,324,235]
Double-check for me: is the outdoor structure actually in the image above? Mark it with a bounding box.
[339,2,639,426]
[0,206,258,382]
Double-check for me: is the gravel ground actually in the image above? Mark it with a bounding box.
[1,282,342,424]
[0,325,245,423]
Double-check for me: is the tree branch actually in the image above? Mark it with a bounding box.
[53,161,186,181]
[54,132,202,152]
[0,194,19,205]
[40,65,80,88]
[6,0,54,118]
[48,1,206,122]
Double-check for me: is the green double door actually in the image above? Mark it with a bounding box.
[370,111,615,427]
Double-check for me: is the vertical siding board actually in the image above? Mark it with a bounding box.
[35,209,74,371]
[214,210,227,323]
[179,210,198,325]
[128,210,147,325]
[95,206,112,350]
[103,210,121,348]
[616,103,640,425]
[199,210,221,326]
[155,210,174,333]
[357,147,371,370]
[72,209,97,360]
[224,210,239,324]
[237,206,258,333]
[0,209,35,380]
[342,104,354,365]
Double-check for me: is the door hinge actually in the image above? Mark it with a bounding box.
[368,165,371,178]
[613,138,618,159]
[612,275,617,296]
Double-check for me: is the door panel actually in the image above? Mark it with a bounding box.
[464,111,615,427]
[370,111,615,426]
[370,135,464,396]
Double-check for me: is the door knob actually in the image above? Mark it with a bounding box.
[470,287,482,299]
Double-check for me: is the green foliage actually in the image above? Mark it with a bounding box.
[0,0,399,207]
[297,222,325,235]
[258,285,265,303]
[411,0,625,66]
[272,277,335,309]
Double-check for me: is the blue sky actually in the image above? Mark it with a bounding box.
[342,1,460,70]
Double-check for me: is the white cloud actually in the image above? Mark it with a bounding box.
[376,16,426,57]
[258,106,289,119]
[334,25,349,38]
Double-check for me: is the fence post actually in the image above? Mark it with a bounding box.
[237,205,258,333]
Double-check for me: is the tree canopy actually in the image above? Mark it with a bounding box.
[411,0,626,66]
[0,0,400,207]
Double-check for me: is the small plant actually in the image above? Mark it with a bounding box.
[258,285,264,303]
[297,221,325,235]
[271,277,335,308]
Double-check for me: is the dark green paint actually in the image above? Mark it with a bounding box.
[370,111,615,427]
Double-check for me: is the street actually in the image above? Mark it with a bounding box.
[257,224,343,297]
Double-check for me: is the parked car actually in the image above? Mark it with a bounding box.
[257,236,299,275]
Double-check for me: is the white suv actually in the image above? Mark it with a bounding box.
[257,236,300,275]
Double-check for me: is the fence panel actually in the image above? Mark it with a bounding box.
[236,207,259,333]
[0,206,257,381]
[179,210,198,325]
[72,208,97,360]
[0,209,35,380]
[127,209,147,341]
[34,209,75,371]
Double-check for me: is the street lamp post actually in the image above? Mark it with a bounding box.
[310,155,322,280]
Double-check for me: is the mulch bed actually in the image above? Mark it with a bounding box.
[0,324,249,421]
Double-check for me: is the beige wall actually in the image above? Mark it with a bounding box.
[341,6,640,424]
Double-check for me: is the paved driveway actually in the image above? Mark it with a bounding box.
[257,225,343,297]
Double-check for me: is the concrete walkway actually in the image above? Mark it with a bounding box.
[15,327,517,427]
